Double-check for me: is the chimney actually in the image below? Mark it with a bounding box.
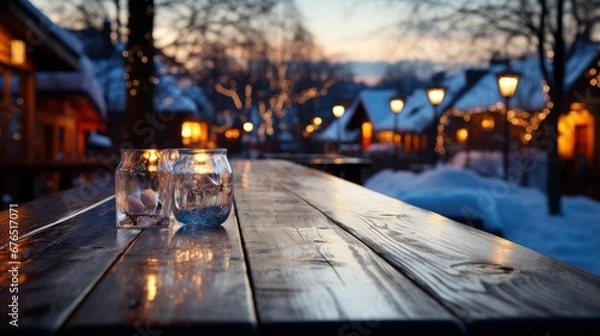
[102,17,113,57]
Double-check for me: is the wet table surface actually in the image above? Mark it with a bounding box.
[1,159,599,336]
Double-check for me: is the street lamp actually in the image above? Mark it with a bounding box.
[426,86,446,165]
[389,96,404,169]
[332,104,345,153]
[496,71,520,181]
[242,121,254,133]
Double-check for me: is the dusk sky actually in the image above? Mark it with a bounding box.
[295,0,485,84]
[30,0,482,85]
[296,0,402,62]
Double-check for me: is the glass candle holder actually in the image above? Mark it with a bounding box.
[115,148,176,228]
[172,148,233,227]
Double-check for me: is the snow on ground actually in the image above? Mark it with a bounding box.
[363,152,600,276]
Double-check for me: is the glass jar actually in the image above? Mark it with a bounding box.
[172,148,233,227]
[115,148,176,228]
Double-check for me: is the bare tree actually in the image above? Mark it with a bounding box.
[34,0,346,149]
[387,0,600,215]
[124,0,155,148]
[31,0,121,36]
[154,0,341,146]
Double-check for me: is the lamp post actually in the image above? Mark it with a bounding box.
[332,104,345,154]
[389,96,404,169]
[496,71,520,181]
[426,86,446,165]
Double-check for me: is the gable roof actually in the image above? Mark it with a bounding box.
[351,69,475,134]
[453,41,600,112]
[36,55,107,117]
[82,42,209,117]
[315,89,398,142]
[1,0,83,70]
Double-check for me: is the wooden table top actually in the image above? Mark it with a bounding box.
[1,159,599,336]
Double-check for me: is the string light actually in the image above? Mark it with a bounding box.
[436,79,552,154]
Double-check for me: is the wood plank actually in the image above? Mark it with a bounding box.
[232,160,464,336]
[258,159,600,336]
[0,177,115,247]
[62,205,256,336]
[0,199,140,335]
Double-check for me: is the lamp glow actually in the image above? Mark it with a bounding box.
[497,72,520,99]
[243,121,254,133]
[426,87,445,106]
[332,105,345,119]
[389,97,404,114]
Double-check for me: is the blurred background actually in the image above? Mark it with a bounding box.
[1,0,599,213]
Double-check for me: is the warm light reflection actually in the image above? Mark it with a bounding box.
[491,239,515,266]
[241,160,251,187]
[313,117,323,126]
[142,149,159,172]
[190,153,212,174]
[165,226,232,305]
[146,273,157,301]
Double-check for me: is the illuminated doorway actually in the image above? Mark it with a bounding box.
[558,103,595,161]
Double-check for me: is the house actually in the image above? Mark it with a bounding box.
[442,42,600,198]
[316,70,482,169]
[35,55,109,160]
[0,0,108,205]
[1,0,107,162]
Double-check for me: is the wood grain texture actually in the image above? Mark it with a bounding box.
[0,199,139,335]
[0,177,115,247]
[232,160,464,336]
[62,205,256,336]
[254,159,600,336]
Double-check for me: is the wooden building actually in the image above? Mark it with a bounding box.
[0,0,108,206]
[443,42,600,198]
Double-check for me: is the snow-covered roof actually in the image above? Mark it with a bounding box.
[36,55,107,117]
[378,69,471,133]
[356,90,399,127]
[87,131,112,148]
[155,74,200,116]
[315,89,398,142]
[317,42,600,142]
[317,70,473,140]
[180,84,215,120]
[19,0,84,56]
[453,59,545,111]
[454,42,600,112]
[90,44,201,115]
